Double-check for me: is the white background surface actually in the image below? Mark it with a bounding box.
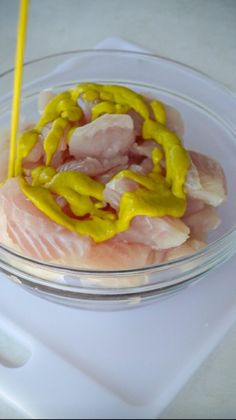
[0,0,236,418]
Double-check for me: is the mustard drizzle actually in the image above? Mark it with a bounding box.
[14,83,190,242]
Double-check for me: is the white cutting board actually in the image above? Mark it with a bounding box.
[1,256,236,419]
[0,38,236,419]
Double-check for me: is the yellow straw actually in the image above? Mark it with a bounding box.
[8,0,29,178]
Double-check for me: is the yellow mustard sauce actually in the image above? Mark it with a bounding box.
[91,102,130,121]
[43,117,68,166]
[15,129,39,176]
[15,83,190,242]
[20,178,117,242]
[143,119,190,198]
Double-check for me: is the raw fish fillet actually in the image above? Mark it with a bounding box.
[95,163,130,184]
[82,240,157,270]
[186,151,227,206]
[58,155,128,177]
[23,136,44,165]
[127,109,144,136]
[77,97,100,123]
[184,197,206,218]
[128,103,184,139]
[130,140,157,159]
[129,158,154,175]
[104,179,190,250]
[69,114,135,159]
[116,216,190,250]
[165,239,206,261]
[103,177,139,210]
[183,204,221,241]
[0,178,91,263]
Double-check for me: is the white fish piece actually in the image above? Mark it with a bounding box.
[183,205,221,241]
[0,178,92,264]
[77,97,100,123]
[128,102,185,139]
[116,216,190,250]
[165,238,206,262]
[130,140,157,158]
[81,240,156,270]
[103,177,139,210]
[58,155,129,177]
[95,163,129,184]
[104,171,190,251]
[129,158,153,175]
[186,151,227,207]
[39,123,69,169]
[69,114,135,159]
[41,123,52,138]
[23,136,44,164]
[184,197,206,218]
[127,109,144,137]
[50,137,68,169]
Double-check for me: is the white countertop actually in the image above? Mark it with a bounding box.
[0,0,236,418]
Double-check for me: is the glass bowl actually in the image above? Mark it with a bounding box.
[0,50,236,310]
